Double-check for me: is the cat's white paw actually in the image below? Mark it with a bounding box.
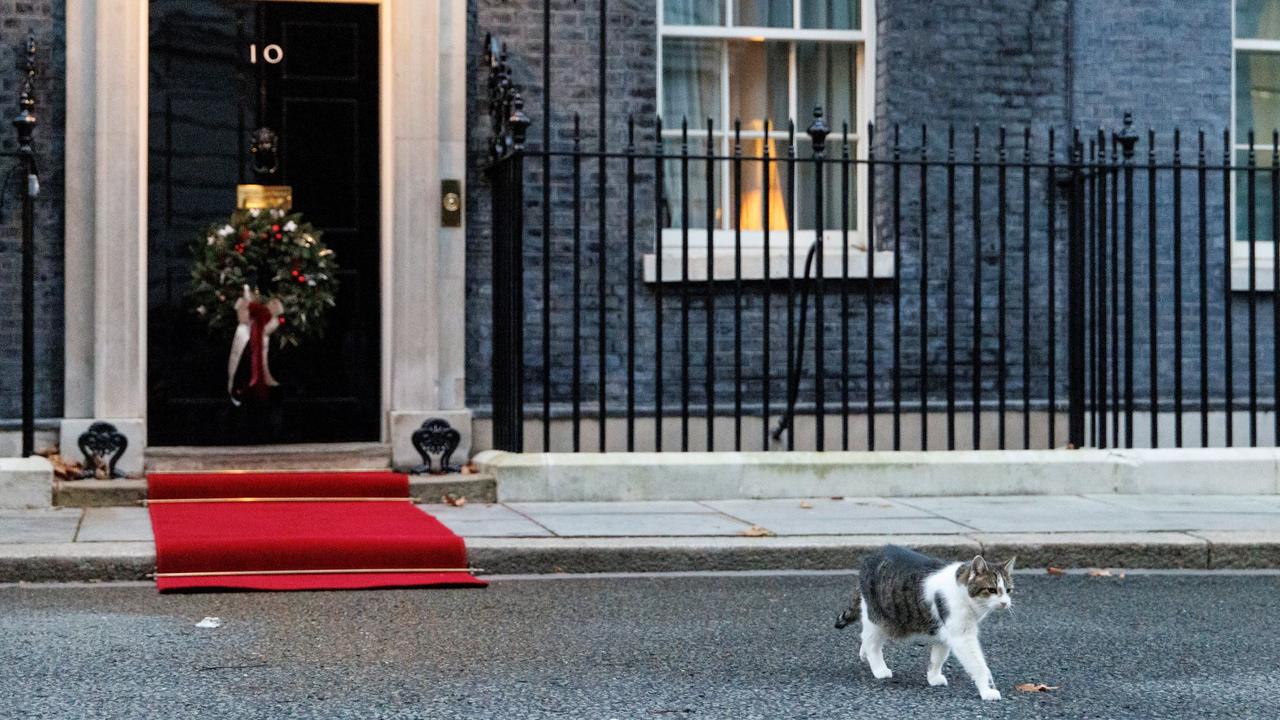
[927,673,948,687]
[979,687,1002,701]
[870,667,894,680]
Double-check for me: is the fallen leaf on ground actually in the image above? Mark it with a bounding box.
[830,496,844,501]
[1046,567,1066,576]
[36,445,84,481]
[442,494,467,507]
[739,525,775,537]
[798,501,813,509]
[1015,683,1060,693]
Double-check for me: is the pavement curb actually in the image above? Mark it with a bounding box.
[5,533,1280,583]
[0,542,155,583]
[465,534,1219,575]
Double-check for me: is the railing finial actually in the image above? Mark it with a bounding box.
[1114,111,1138,161]
[12,29,37,153]
[485,34,531,161]
[807,106,830,155]
[509,93,530,150]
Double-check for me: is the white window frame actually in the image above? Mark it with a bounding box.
[647,0,891,282]
[1232,2,1280,290]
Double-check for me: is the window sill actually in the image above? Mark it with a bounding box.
[1231,259,1280,292]
[642,246,896,283]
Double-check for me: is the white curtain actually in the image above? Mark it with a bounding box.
[662,38,721,229]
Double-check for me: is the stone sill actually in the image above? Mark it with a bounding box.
[1232,259,1279,292]
[642,247,896,283]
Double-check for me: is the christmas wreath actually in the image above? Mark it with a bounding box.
[190,208,338,348]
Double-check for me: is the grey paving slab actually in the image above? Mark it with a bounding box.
[417,503,553,537]
[521,511,753,537]
[506,501,715,515]
[76,507,153,542]
[0,509,81,544]
[700,499,967,535]
[765,517,975,535]
[420,502,534,523]
[1144,513,1280,531]
[703,497,935,520]
[897,495,1195,533]
[1082,494,1280,514]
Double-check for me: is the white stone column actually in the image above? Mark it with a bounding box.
[60,0,148,475]
[386,0,473,469]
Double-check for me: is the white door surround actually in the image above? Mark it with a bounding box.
[61,0,471,472]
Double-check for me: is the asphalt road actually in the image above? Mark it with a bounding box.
[1,571,1277,719]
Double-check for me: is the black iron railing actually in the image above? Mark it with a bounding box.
[487,100,1280,453]
[2,30,40,457]
[491,102,1280,448]
[484,23,1278,454]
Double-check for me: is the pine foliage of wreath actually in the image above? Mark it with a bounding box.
[190,208,338,347]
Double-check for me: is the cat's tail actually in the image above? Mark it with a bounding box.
[834,597,860,629]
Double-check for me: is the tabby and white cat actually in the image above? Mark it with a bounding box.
[835,545,1015,701]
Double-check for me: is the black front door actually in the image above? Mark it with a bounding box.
[147,1,380,445]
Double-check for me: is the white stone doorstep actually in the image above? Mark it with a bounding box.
[474,448,1280,502]
[0,456,54,509]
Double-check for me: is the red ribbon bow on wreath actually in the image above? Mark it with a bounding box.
[227,285,284,405]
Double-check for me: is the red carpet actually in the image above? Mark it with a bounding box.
[147,471,486,592]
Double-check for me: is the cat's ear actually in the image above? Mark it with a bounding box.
[1003,556,1017,574]
[970,555,988,574]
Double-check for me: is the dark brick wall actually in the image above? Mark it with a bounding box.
[876,0,1071,131]
[467,0,662,420]
[0,0,63,422]
[1070,0,1231,133]
[870,0,1073,428]
[1070,0,1268,408]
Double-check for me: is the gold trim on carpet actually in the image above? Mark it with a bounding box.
[146,497,412,505]
[154,568,478,578]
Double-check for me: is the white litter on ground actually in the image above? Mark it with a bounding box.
[195,617,224,629]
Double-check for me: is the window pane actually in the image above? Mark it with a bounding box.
[729,41,789,129]
[1234,150,1278,246]
[662,39,723,130]
[797,42,858,129]
[664,0,723,25]
[735,0,792,28]
[1237,51,1280,138]
[801,0,859,30]
[662,138,724,229]
[734,138,793,232]
[796,141,857,231]
[1238,0,1280,40]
